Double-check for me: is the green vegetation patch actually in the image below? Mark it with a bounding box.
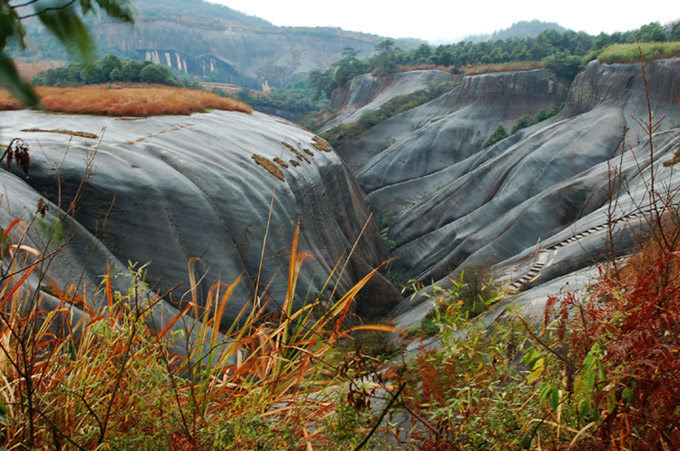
[33,55,199,89]
[484,123,509,148]
[322,86,453,148]
[597,42,680,64]
[252,154,285,181]
[511,102,565,134]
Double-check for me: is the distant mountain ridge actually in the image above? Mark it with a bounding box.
[12,0,422,89]
[136,0,274,28]
[463,20,568,43]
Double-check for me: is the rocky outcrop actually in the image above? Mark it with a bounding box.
[338,68,566,211]
[335,59,680,294]
[320,70,458,132]
[0,109,402,327]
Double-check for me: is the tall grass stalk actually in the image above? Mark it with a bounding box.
[0,197,395,448]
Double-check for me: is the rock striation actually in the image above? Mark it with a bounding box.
[321,70,458,133]
[332,59,680,304]
[338,68,566,215]
[0,109,401,327]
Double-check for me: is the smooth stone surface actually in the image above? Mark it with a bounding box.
[0,109,402,326]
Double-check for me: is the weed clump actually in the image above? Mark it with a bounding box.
[252,154,285,181]
[282,141,311,164]
[273,157,289,168]
[311,136,332,152]
[0,214,396,449]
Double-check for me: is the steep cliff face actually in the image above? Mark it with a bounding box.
[141,49,241,83]
[98,21,382,81]
[0,109,401,326]
[564,58,680,118]
[336,59,680,289]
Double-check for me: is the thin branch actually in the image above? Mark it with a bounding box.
[353,382,405,451]
[9,0,41,9]
[19,0,77,20]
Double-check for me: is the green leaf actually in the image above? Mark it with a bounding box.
[578,399,590,421]
[0,3,25,51]
[521,347,541,368]
[94,0,136,23]
[539,385,560,410]
[551,386,559,410]
[622,387,634,405]
[527,357,544,383]
[36,6,93,60]
[79,0,93,15]
[0,54,40,107]
[35,215,64,244]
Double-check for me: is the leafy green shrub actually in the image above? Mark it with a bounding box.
[452,266,499,317]
[484,123,509,147]
[33,56,193,88]
[511,102,565,134]
[543,51,584,80]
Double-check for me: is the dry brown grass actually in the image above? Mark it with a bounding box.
[0,85,252,116]
[311,136,332,152]
[465,61,544,75]
[282,141,311,164]
[273,157,289,168]
[21,128,99,139]
[252,154,285,181]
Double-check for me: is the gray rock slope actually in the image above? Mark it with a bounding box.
[338,68,565,190]
[0,169,218,357]
[335,59,680,288]
[321,70,458,132]
[0,109,401,326]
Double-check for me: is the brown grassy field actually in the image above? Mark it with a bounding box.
[0,84,252,116]
[465,61,545,75]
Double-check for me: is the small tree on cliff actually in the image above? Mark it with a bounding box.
[484,123,509,147]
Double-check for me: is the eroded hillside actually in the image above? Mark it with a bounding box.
[0,109,401,327]
[329,59,680,305]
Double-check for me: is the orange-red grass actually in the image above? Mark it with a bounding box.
[0,84,252,116]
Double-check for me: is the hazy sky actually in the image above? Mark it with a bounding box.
[207,0,677,42]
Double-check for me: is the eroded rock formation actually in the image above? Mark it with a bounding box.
[0,109,402,326]
[332,59,680,295]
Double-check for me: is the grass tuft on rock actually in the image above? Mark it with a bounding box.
[252,154,285,181]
